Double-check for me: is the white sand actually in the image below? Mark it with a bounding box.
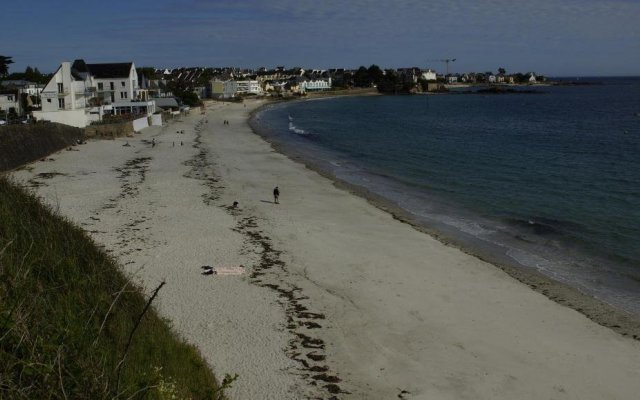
[12,99,640,400]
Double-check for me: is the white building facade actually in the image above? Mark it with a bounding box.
[299,78,332,93]
[0,90,21,116]
[35,59,154,127]
[421,69,437,81]
[235,80,262,95]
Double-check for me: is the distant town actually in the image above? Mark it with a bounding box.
[0,54,547,128]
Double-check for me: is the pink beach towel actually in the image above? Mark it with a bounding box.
[213,266,245,276]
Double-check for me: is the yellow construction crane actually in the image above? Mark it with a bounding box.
[427,58,457,75]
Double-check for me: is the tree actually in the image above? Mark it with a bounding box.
[513,73,527,84]
[0,55,14,77]
[136,67,157,80]
[367,64,384,85]
[353,66,370,88]
[196,68,217,86]
[376,70,414,94]
[498,67,506,75]
[167,80,201,107]
[342,71,354,87]
[25,66,35,81]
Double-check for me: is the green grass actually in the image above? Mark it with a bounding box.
[0,176,226,399]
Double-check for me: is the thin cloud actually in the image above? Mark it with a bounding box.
[1,0,639,74]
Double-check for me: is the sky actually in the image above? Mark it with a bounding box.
[2,0,639,76]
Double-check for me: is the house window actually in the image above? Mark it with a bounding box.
[7,96,13,101]
[57,83,64,93]
[110,94,115,103]
[110,82,114,90]
[47,99,51,103]
[121,81,125,87]
[120,92,128,99]
[98,82,104,90]
[58,98,65,109]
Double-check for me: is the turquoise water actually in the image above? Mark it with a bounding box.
[252,78,640,315]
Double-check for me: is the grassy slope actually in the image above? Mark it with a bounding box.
[0,123,83,171]
[0,176,223,399]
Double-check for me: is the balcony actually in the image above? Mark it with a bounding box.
[73,87,98,95]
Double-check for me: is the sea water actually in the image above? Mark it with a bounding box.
[252,78,640,315]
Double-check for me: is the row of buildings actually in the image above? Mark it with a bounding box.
[151,65,337,99]
[1,58,542,128]
[1,60,337,127]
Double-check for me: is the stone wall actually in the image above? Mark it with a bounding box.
[0,122,84,172]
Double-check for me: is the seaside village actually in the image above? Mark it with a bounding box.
[0,58,543,129]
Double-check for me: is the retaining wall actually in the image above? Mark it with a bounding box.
[132,117,149,131]
[0,123,84,172]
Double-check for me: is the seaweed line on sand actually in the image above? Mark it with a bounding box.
[87,156,158,260]
[184,118,348,399]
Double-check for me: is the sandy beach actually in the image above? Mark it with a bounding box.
[11,99,640,399]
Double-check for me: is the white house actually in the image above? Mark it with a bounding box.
[0,90,21,117]
[299,78,332,93]
[34,59,155,127]
[528,73,537,83]
[235,80,262,95]
[421,69,437,81]
[488,75,497,83]
[263,80,287,94]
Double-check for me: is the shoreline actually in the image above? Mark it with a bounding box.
[248,97,640,340]
[12,99,640,399]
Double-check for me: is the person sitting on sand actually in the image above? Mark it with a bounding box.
[273,186,280,204]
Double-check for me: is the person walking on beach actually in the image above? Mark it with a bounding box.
[273,186,280,204]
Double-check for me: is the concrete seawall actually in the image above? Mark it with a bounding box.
[0,123,84,172]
